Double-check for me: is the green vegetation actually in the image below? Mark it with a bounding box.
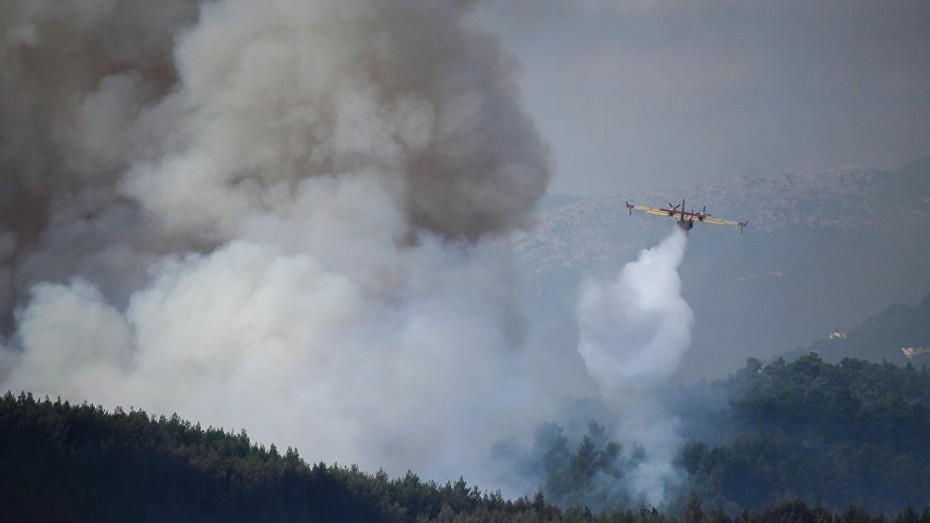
[527,355,930,515]
[680,355,930,512]
[527,421,635,512]
[2,354,929,521]
[0,391,563,522]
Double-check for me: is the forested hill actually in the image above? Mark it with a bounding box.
[0,391,559,523]
[3,386,930,523]
[679,355,930,512]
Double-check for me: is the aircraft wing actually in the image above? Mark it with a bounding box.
[701,216,739,226]
[627,203,673,217]
[701,215,749,232]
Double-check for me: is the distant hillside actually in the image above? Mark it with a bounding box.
[517,158,930,378]
[784,292,930,365]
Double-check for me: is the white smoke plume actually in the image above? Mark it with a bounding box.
[0,0,556,484]
[576,230,694,505]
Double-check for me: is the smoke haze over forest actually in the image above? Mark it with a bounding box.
[0,0,697,504]
[0,0,562,491]
[2,0,929,512]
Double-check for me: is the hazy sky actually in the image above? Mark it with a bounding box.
[470,0,930,195]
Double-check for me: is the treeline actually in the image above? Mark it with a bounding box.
[2,354,930,520]
[0,391,554,522]
[3,391,929,523]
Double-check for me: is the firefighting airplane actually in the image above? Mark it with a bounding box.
[625,199,748,233]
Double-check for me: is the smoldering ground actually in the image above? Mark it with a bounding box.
[2,0,702,505]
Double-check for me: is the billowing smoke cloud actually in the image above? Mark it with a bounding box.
[576,230,694,505]
[0,0,554,483]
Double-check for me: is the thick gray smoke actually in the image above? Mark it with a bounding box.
[576,230,693,505]
[0,0,554,483]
